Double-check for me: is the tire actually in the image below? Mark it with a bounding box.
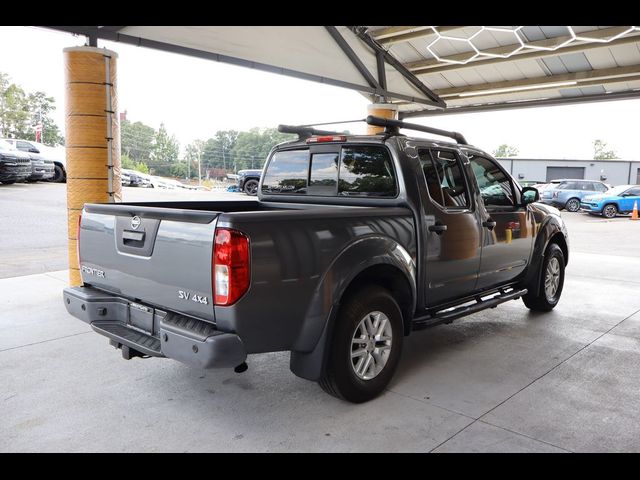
[318,285,404,403]
[243,179,259,196]
[52,164,66,183]
[565,198,580,212]
[602,203,618,219]
[522,243,565,312]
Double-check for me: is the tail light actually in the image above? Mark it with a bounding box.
[213,228,250,306]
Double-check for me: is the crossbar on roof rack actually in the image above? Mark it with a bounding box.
[277,124,343,140]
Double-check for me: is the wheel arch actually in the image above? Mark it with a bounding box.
[289,235,416,381]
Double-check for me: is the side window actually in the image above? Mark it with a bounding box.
[626,187,640,196]
[261,149,309,194]
[594,183,608,192]
[16,141,31,151]
[338,146,397,197]
[308,152,338,196]
[468,155,515,207]
[419,149,469,208]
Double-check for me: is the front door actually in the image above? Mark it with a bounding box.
[620,186,640,212]
[467,153,536,290]
[419,148,482,306]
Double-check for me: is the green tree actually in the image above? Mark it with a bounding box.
[230,127,294,171]
[0,73,64,145]
[593,139,618,160]
[121,119,155,164]
[150,123,179,174]
[27,91,64,145]
[492,144,519,158]
[202,130,239,171]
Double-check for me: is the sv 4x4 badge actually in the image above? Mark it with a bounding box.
[178,290,209,305]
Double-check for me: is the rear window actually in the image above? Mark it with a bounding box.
[261,150,309,194]
[262,145,397,197]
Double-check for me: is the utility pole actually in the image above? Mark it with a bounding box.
[198,150,202,186]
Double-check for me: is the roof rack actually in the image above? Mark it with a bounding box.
[277,124,343,140]
[366,115,468,145]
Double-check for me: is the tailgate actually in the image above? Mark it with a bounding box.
[78,203,219,322]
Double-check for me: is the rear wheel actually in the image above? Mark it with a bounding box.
[243,179,259,196]
[318,286,403,403]
[522,243,565,312]
[602,203,618,218]
[565,198,580,212]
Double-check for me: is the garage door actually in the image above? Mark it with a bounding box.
[546,166,585,181]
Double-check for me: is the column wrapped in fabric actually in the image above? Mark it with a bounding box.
[64,46,120,286]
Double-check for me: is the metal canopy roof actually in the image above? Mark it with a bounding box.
[44,26,640,118]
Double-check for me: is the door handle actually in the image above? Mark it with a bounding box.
[428,222,447,235]
[482,219,497,230]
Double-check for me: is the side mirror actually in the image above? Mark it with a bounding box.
[521,187,539,205]
[29,147,40,153]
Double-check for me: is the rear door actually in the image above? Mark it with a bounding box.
[467,153,536,290]
[418,147,482,306]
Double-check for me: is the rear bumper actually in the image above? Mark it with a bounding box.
[63,286,246,369]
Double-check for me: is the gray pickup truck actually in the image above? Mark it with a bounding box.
[63,116,569,403]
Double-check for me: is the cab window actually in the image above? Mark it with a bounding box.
[419,149,469,208]
[468,155,515,207]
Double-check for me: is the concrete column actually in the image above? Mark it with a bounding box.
[64,46,121,286]
[366,103,398,135]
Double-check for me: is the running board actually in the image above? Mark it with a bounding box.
[412,288,527,331]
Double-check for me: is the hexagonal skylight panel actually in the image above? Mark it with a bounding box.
[435,26,483,40]
[427,34,479,65]
[571,26,635,43]
[470,26,524,58]
[519,26,576,51]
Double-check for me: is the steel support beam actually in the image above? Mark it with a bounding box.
[41,25,445,108]
[324,26,381,91]
[399,90,640,118]
[350,26,446,108]
[434,65,640,99]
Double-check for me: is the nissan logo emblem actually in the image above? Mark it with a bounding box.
[131,216,141,230]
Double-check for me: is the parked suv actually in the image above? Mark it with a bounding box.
[580,184,640,218]
[237,169,261,195]
[539,179,609,212]
[2,138,66,183]
[0,139,32,184]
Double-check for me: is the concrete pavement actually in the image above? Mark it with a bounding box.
[2,248,640,452]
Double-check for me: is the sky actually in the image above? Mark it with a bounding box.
[1,25,639,160]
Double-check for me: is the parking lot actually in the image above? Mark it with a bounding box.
[1,182,640,452]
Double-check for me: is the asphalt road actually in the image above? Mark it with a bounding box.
[0,182,251,279]
[1,181,638,279]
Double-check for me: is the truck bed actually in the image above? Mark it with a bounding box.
[78,199,416,352]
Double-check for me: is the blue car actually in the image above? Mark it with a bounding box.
[539,179,610,212]
[580,184,640,218]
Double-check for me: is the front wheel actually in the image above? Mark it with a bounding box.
[602,203,618,218]
[52,164,66,183]
[319,286,404,403]
[243,179,259,196]
[565,198,580,212]
[522,243,565,312]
